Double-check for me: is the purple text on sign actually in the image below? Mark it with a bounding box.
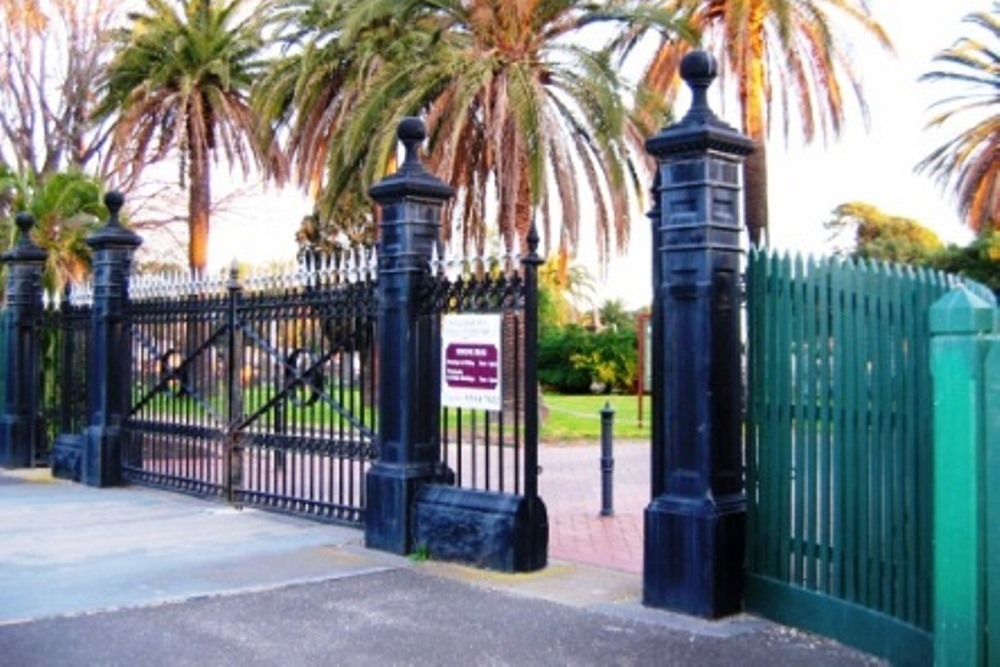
[444,343,499,389]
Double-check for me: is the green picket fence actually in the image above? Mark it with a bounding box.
[744,249,970,665]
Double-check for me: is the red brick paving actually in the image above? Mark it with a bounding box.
[539,439,649,573]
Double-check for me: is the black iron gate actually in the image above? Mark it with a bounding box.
[122,255,379,525]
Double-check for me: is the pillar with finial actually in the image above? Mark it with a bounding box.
[365,117,456,554]
[82,191,142,487]
[0,213,48,468]
[643,50,755,617]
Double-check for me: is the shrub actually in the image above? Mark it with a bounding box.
[539,324,638,393]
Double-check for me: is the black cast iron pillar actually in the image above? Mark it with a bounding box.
[365,117,455,554]
[643,51,755,618]
[82,191,142,487]
[0,213,48,468]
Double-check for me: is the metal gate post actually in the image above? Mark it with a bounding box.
[81,192,142,487]
[365,118,455,554]
[643,51,755,618]
[225,264,244,502]
[0,213,47,468]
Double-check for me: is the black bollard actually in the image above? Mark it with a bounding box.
[600,401,614,516]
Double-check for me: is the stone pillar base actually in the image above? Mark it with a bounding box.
[51,434,84,481]
[365,461,452,554]
[413,485,548,572]
[0,416,32,468]
[643,493,746,618]
[82,425,123,488]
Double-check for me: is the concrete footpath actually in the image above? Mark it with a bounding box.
[0,468,883,666]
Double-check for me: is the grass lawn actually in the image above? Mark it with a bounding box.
[134,384,650,444]
[540,392,650,442]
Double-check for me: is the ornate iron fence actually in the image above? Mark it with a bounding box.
[122,251,379,525]
[424,245,527,494]
[39,286,92,467]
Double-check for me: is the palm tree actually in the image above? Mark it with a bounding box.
[93,0,286,272]
[255,0,689,264]
[918,3,999,234]
[0,169,105,291]
[252,0,405,253]
[634,0,892,245]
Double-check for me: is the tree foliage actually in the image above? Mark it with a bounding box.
[918,3,999,234]
[539,320,639,394]
[825,200,999,292]
[537,256,595,338]
[94,0,287,272]
[0,0,121,180]
[635,0,892,245]
[825,201,943,264]
[932,231,1000,292]
[254,0,688,263]
[0,167,106,291]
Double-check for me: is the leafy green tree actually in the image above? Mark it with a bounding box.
[824,200,999,292]
[932,232,1000,292]
[918,3,999,234]
[538,256,595,338]
[824,201,943,264]
[596,298,635,331]
[94,0,286,272]
[570,326,638,393]
[636,0,892,245]
[255,0,688,261]
[0,169,106,291]
[538,324,594,394]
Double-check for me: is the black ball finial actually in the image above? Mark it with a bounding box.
[104,190,124,215]
[679,50,718,85]
[397,117,428,172]
[678,50,719,124]
[398,117,427,144]
[14,212,35,235]
[103,190,125,228]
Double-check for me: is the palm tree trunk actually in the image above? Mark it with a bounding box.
[743,140,768,247]
[742,2,769,247]
[184,142,212,398]
[188,145,211,273]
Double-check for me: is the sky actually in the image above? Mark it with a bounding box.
[202,0,987,308]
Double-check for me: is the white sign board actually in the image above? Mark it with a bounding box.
[441,313,502,411]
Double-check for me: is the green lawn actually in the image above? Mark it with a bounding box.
[541,392,650,442]
[133,384,650,443]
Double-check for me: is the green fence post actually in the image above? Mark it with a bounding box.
[930,286,995,666]
[986,339,1000,667]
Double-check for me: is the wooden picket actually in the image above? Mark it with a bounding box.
[745,249,966,665]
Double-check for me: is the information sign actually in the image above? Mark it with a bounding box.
[441,314,502,410]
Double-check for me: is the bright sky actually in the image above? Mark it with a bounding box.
[203,0,985,309]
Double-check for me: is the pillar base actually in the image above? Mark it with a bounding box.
[81,425,123,488]
[413,485,548,572]
[365,461,452,554]
[51,434,83,481]
[0,415,36,468]
[643,492,746,618]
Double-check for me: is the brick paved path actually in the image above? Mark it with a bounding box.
[539,439,649,573]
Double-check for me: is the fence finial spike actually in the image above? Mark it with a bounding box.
[367,246,378,281]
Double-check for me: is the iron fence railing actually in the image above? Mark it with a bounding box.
[122,251,379,524]
[39,286,92,467]
[423,244,537,498]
